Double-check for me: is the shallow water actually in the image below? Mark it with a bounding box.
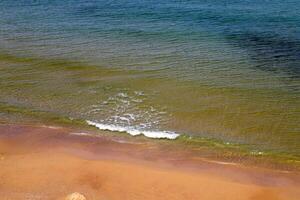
[0,0,299,160]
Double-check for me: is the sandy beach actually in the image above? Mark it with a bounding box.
[0,124,299,200]
[1,1,300,199]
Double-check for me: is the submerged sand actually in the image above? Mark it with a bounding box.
[0,124,299,200]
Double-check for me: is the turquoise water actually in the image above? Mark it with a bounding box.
[0,1,299,161]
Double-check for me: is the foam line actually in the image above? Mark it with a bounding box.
[86,120,179,139]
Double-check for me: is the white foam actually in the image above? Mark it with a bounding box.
[70,132,91,136]
[86,120,179,140]
[41,125,61,130]
[117,92,128,98]
[134,91,144,96]
[124,113,136,120]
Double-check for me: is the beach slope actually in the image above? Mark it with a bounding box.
[0,124,299,200]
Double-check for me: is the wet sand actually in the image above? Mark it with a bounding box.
[0,124,299,200]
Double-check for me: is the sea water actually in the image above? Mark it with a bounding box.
[0,0,299,161]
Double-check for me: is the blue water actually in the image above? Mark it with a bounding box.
[1,0,300,79]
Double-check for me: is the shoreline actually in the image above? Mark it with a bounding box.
[0,50,299,167]
[1,102,300,172]
[0,123,300,199]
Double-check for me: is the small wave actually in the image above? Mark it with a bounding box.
[86,120,179,140]
[70,132,91,136]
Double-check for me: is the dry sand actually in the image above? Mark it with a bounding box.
[0,124,299,200]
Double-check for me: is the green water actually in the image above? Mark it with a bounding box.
[0,0,300,169]
[0,52,299,169]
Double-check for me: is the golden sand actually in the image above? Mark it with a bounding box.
[0,124,299,200]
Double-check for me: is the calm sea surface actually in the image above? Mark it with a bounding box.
[0,0,299,161]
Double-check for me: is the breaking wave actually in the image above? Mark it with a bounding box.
[86,120,179,139]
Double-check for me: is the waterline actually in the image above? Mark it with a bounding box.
[86,120,179,139]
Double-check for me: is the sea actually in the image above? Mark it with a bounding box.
[0,0,299,166]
